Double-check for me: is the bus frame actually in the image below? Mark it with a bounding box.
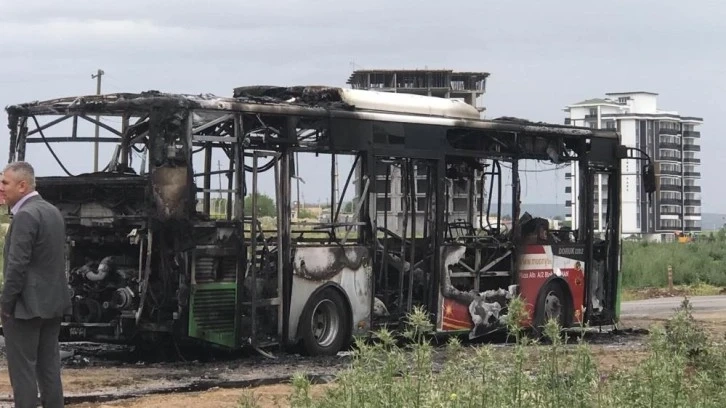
[3,86,653,355]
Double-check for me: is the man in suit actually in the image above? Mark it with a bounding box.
[1,161,70,408]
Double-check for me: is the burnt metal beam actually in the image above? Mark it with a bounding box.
[249,153,259,345]
[192,136,237,143]
[79,115,123,136]
[406,159,416,313]
[26,115,72,136]
[25,137,119,144]
[120,115,130,167]
[192,113,233,134]
[203,144,212,214]
[234,113,246,349]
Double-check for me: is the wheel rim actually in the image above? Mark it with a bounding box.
[310,299,340,348]
[544,291,562,323]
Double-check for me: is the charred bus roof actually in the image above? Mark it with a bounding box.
[5,86,619,142]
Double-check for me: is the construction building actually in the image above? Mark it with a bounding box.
[346,69,489,234]
[564,91,703,241]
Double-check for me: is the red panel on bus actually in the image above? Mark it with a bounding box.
[440,298,474,331]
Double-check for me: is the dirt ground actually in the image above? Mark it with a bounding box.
[0,309,722,408]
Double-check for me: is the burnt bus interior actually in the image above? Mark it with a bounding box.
[3,87,654,350]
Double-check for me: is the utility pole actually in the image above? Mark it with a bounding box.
[92,69,105,172]
[296,153,301,218]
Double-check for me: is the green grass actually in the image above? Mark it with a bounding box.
[622,235,726,289]
[237,298,726,407]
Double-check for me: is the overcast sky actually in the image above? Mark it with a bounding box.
[1,0,723,212]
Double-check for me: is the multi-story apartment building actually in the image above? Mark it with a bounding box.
[346,69,489,234]
[564,92,703,241]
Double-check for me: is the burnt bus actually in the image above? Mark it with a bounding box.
[3,86,653,355]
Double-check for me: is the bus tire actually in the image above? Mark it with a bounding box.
[534,281,569,334]
[300,287,351,356]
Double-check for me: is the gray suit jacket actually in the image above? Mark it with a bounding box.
[2,195,71,319]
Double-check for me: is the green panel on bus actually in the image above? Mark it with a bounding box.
[188,282,237,348]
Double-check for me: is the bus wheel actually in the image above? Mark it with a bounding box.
[535,282,568,332]
[300,288,351,356]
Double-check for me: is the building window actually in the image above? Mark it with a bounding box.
[416,179,428,193]
[660,121,679,130]
[452,181,468,195]
[659,135,681,145]
[452,198,468,212]
[684,220,701,229]
[659,149,682,160]
[660,191,682,200]
[375,178,391,194]
[618,97,629,104]
[659,219,683,229]
[659,163,681,173]
[660,205,681,214]
[376,197,391,212]
[660,177,681,186]
[685,206,700,215]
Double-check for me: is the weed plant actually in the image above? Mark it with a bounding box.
[239,297,726,407]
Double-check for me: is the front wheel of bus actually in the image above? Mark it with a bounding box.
[534,282,569,334]
[300,287,351,356]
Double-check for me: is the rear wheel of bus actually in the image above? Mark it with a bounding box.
[300,287,351,356]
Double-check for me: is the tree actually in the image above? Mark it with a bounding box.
[298,208,314,219]
[244,193,276,217]
[343,201,354,213]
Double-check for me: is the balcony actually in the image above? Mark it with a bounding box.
[658,142,681,150]
[683,131,701,138]
[684,171,701,178]
[685,212,702,217]
[658,168,681,176]
[684,144,701,152]
[659,128,680,135]
[659,150,682,161]
[659,184,682,192]
[660,208,681,216]
[684,157,701,164]
[684,185,701,193]
[660,198,682,205]
[684,225,702,232]
[684,199,701,206]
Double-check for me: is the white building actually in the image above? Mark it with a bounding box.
[564,92,703,241]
